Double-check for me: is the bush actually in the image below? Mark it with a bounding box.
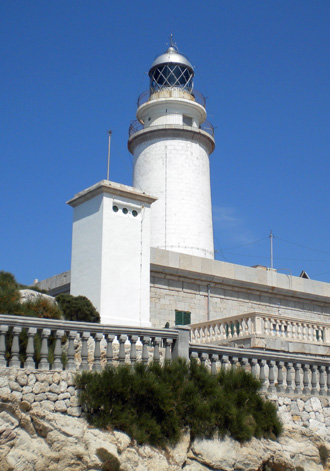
[76,359,282,448]
[0,271,22,314]
[56,294,100,323]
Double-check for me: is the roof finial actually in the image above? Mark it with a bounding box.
[167,33,178,51]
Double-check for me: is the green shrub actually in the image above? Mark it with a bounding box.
[56,294,100,323]
[76,359,282,448]
[0,271,22,314]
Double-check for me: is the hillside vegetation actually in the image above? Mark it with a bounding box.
[76,359,282,448]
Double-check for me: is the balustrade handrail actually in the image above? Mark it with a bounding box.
[0,314,178,339]
[190,311,330,329]
[189,342,330,367]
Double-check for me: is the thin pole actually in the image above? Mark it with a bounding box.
[107,130,112,180]
[270,230,273,269]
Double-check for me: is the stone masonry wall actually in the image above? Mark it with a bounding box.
[0,369,81,417]
[150,272,330,329]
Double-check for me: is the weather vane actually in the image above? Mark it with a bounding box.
[167,33,178,50]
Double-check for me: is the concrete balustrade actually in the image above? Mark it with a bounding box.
[190,312,330,354]
[0,315,179,371]
[2,315,330,397]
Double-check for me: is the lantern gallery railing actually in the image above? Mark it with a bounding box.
[2,314,330,397]
[190,312,330,347]
[137,88,207,108]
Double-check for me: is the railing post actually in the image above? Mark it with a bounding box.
[129,335,138,365]
[259,359,267,392]
[311,365,318,396]
[9,326,22,368]
[53,329,65,370]
[285,362,294,394]
[39,328,51,370]
[92,333,103,371]
[230,356,238,370]
[24,327,37,369]
[0,325,9,367]
[200,352,208,367]
[276,361,285,394]
[119,335,128,364]
[268,360,276,393]
[211,354,218,375]
[302,364,311,395]
[106,334,115,366]
[164,338,173,363]
[319,366,326,396]
[67,331,77,371]
[294,363,302,395]
[172,326,190,361]
[250,358,258,378]
[153,337,161,363]
[141,336,150,365]
[80,332,90,371]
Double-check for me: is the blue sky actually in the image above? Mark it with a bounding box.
[1,1,329,285]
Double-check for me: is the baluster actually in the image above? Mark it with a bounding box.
[53,329,65,370]
[291,322,297,341]
[67,331,77,371]
[308,325,313,342]
[276,361,285,394]
[302,364,311,395]
[0,326,9,367]
[297,324,303,340]
[264,318,270,337]
[268,360,276,393]
[190,352,198,362]
[200,352,208,367]
[302,324,307,341]
[106,334,115,366]
[241,357,248,372]
[92,333,103,371]
[219,323,225,340]
[164,338,173,363]
[24,327,37,369]
[319,366,326,396]
[141,336,150,365]
[312,326,317,342]
[259,359,267,392]
[287,322,292,339]
[311,365,318,395]
[221,355,229,371]
[327,366,330,397]
[9,326,22,368]
[230,356,238,370]
[39,328,51,370]
[211,354,218,375]
[294,363,302,394]
[80,332,90,371]
[128,335,138,365]
[119,335,128,364]
[250,358,258,378]
[285,362,294,394]
[153,337,161,363]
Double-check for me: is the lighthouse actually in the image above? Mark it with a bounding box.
[128,41,215,260]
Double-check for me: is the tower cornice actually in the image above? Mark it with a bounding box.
[128,124,215,155]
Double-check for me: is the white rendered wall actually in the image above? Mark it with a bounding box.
[70,184,153,326]
[133,137,214,259]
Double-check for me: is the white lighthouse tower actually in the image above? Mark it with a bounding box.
[128,41,215,260]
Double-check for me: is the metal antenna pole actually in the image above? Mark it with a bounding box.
[270,230,273,269]
[107,130,112,181]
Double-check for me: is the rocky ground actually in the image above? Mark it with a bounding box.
[0,392,330,471]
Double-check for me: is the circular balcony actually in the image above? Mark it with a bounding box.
[128,118,214,138]
[137,88,207,108]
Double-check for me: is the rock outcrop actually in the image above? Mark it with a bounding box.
[0,391,329,471]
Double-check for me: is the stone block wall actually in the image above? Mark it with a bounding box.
[150,272,330,329]
[0,369,81,417]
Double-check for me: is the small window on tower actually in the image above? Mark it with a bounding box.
[183,115,192,126]
[175,310,191,325]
